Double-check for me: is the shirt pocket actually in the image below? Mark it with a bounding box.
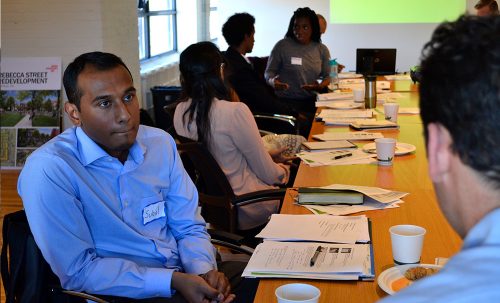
[139,192,167,237]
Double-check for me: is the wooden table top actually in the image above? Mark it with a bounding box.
[253,84,462,302]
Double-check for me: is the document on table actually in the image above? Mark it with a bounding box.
[297,149,376,166]
[384,74,411,81]
[377,92,403,102]
[322,117,375,126]
[256,214,370,244]
[317,109,373,119]
[303,199,403,216]
[312,131,384,141]
[317,91,353,101]
[242,241,374,280]
[297,184,409,216]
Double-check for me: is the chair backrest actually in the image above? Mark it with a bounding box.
[176,141,239,233]
[1,210,84,303]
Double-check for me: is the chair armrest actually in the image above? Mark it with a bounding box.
[233,188,287,207]
[57,289,110,303]
[253,114,296,124]
[208,229,244,245]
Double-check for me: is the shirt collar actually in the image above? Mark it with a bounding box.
[462,207,500,249]
[75,126,145,166]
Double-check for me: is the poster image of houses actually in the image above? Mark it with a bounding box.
[0,128,17,167]
[0,90,60,127]
[15,128,60,166]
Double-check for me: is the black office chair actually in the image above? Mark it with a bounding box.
[253,113,298,136]
[1,210,253,303]
[176,140,286,244]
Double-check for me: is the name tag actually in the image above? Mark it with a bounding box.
[142,201,166,225]
[291,57,302,65]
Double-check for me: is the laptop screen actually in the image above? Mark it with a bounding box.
[356,48,397,75]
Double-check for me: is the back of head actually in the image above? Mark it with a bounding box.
[179,42,229,145]
[285,7,321,43]
[222,13,255,47]
[63,52,131,110]
[419,15,500,184]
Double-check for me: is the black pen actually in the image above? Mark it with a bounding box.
[332,152,352,160]
[309,246,322,267]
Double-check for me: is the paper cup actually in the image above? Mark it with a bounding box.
[375,138,397,166]
[384,103,400,123]
[353,87,365,102]
[275,283,321,303]
[390,225,426,265]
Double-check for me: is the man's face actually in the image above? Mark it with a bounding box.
[245,29,255,54]
[66,65,140,159]
[293,17,313,44]
[477,5,493,16]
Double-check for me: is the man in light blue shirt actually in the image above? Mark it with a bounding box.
[18,52,235,302]
[379,15,500,302]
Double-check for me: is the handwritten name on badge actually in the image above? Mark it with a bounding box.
[291,57,302,65]
[143,201,166,225]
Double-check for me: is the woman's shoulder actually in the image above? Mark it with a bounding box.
[213,99,251,114]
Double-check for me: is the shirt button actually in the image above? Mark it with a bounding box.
[123,200,128,207]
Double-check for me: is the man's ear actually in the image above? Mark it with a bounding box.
[64,102,81,126]
[427,123,452,182]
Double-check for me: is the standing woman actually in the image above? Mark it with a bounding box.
[265,7,330,136]
[173,42,291,232]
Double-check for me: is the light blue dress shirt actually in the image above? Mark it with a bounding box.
[18,126,216,299]
[379,208,500,302]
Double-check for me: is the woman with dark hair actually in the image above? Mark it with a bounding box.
[173,41,292,231]
[265,7,331,136]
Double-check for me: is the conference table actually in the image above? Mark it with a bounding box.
[252,80,462,302]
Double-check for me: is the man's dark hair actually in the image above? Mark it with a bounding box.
[419,15,500,183]
[63,51,132,110]
[222,13,255,47]
[475,0,499,13]
[285,7,321,43]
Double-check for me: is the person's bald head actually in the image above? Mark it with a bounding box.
[317,14,327,34]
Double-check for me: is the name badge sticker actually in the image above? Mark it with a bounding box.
[291,57,302,65]
[142,201,166,225]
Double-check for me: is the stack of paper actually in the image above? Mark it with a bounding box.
[384,74,411,81]
[299,184,408,216]
[317,109,374,126]
[243,215,374,280]
[242,241,374,280]
[312,132,384,141]
[297,187,364,205]
[297,149,376,166]
[256,214,370,243]
[302,140,356,151]
[350,120,399,130]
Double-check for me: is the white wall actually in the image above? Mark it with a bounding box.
[218,0,478,72]
[2,0,141,129]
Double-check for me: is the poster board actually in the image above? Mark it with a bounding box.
[0,57,62,169]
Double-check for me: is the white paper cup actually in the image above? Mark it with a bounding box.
[353,87,365,102]
[390,225,426,265]
[375,138,397,166]
[384,103,400,123]
[275,283,321,303]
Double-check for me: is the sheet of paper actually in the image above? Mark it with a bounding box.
[302,140,355,150]
[384,74,411,81]
[318,109,373,119]
[317,91,353,101]
[322,117,374,126]
[377,92,404,102]
[256,214,369,243]
[313,132,384,141]
[242,241,372,279]
[303,200,403,216]
[297,149,376,167]
[320,184,409,204]
[398,107,420,114]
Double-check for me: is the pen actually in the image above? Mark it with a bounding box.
[309,246,322,267]
[333,152,352,160]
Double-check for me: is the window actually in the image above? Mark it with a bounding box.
[138,0,177,60]
[209,0,218,42]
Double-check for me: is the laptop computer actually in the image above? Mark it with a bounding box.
[356,48,397,75]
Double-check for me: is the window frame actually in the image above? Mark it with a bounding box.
[138,0,178,61]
